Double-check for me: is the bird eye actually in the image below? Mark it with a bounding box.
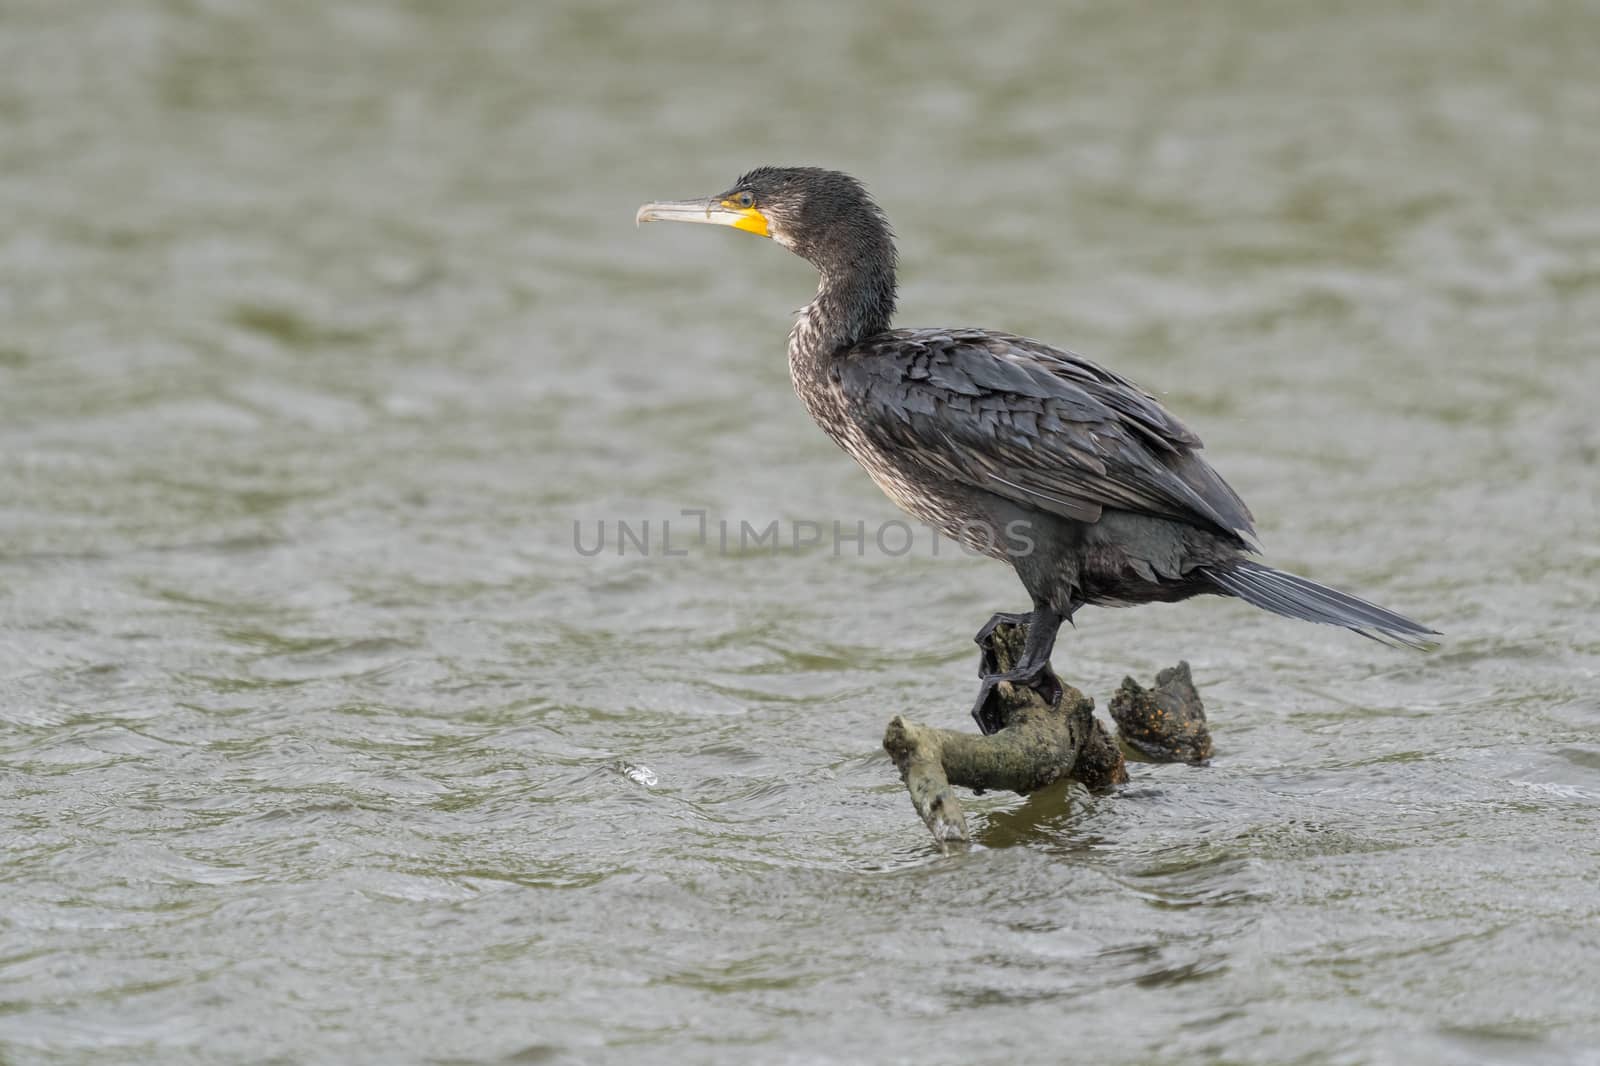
[736,191,755,208]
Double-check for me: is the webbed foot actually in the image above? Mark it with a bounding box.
[970,662,1063,735]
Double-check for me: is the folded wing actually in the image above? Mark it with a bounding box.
[835,329,1257,546]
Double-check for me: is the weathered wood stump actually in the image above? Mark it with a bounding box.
[882,622,1210,846]
[1109,660,1212,765]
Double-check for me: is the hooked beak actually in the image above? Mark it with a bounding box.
[635,197,770,238]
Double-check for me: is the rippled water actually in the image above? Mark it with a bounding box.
[4,1,1600,1063]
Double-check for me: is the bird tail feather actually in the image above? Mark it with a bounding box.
[1202,559,1438,650]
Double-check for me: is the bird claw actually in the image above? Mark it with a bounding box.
[969,663,1062,735]
[971,677,1008,735]
[973,611,1032,648]
[974,611,1032,677]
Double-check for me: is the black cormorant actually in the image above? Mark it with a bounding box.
[638,167,1436,732]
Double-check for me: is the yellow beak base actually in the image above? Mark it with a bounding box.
[636,198,770,239]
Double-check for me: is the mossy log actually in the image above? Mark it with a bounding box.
[881,622,1210,846]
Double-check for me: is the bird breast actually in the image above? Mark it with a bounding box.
[787,319,1009,557]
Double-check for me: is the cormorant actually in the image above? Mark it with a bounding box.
[637,167,1436,732]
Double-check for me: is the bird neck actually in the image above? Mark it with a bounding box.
[789,259,897,371]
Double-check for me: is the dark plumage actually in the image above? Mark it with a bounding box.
[638,167,1436,730]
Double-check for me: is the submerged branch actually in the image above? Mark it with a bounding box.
[882,623,1210,847]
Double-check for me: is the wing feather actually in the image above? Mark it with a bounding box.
[835,329,1257,545]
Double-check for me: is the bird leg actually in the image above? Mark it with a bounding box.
[978,604,1062,678]
[971,605,1064,734]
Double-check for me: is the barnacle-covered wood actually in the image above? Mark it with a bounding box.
[1108,660,1213,765]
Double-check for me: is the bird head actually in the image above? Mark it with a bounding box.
[637,166,892,272]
